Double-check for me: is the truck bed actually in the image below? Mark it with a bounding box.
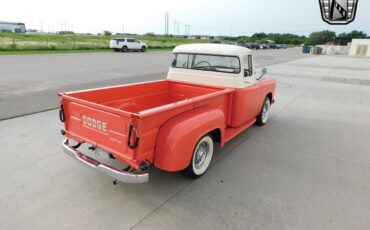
[65,80,223,113]
[59,80,234,169]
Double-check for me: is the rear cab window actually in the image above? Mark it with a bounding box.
[171,53,240,74]
[243,55,253,77]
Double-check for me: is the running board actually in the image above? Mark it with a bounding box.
[224,118,256,143]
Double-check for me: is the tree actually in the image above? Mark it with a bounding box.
[308,30,336,45]
[144,32,156,37]
[251,33,267,40]
[103,30,112,36]
[338,30,367,40]
[336,30,368,45]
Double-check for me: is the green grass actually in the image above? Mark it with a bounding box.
[0,49,110,55]
[0,48,173,55]
[0,32,209,53]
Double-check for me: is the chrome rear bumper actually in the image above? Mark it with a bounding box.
[62,139,149,184]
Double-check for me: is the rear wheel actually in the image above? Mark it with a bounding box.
[256,97,271,126]
[182,135,214,179]
[122,46,128,52]
[141,46,146,52]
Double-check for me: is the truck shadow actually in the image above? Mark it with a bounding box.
[114,124,261,191]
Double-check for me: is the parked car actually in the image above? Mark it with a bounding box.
[250,43,260,49]
[239,43,251,49]
[279,44,288,49]
[269,43,279,49]
[59,44,276,184]
[261,44,270,49]
[109,38,147,52]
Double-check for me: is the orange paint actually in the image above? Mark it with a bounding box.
[60,78,275,171]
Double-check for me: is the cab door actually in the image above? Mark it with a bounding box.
[127,39,140,49]
[126,39,136,49]
[133,39,142,49]
[229,54,262,127]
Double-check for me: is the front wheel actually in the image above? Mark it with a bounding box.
[256,97,271,126]
[182,135,214,179]
[141,46,147,52]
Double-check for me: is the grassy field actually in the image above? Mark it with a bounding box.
[0,33,210,53]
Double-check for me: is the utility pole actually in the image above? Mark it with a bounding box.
[39,19,43,33]
[184,24,191,36]
[177,22,180,36]
[164,12,169,35]
[173,21,178,35]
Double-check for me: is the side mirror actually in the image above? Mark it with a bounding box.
[244,69,253,77]
[261,67,267,75]
[256,67,267,80]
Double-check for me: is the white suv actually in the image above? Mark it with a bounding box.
[109,38,147,52]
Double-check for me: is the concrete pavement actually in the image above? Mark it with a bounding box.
[0,48,306,120]
[0,51,369,229]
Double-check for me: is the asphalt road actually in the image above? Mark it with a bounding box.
[0,48,306,120]
[1,49,370,230]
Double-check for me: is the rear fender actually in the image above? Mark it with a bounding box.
[154,107,225,172]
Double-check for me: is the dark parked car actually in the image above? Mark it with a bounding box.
[269,43,279,49]
[239,43,251,49]
[261,44,270,49]
[250,43,260,49]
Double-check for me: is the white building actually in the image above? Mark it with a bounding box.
[0,21,26,33]
[349,39,370,57]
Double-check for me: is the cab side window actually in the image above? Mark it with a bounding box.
[243,55,253,77]
[127,39,135,43]
[172,54,192,68]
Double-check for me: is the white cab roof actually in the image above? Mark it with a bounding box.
[173,43,252,56]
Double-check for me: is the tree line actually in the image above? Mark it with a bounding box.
[225,30,368,46]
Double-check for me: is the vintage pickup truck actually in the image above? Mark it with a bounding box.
[59,44,276,184]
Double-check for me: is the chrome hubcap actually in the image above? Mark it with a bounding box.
[194,141,209,169]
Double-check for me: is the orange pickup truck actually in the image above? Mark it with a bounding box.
[60,44,276,184]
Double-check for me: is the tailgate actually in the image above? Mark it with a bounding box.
[60,96,136,163]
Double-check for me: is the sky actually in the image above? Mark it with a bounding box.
[1,0,369,36]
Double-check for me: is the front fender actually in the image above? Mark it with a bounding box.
[154,107,225,172]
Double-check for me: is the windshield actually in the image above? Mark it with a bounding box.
[172,53,240,74]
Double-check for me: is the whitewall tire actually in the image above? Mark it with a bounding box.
[182,135,214,178]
